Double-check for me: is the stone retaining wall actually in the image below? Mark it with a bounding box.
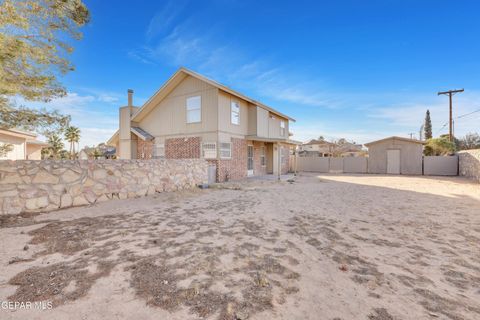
[458,149,480,182]
[0,159,208,215]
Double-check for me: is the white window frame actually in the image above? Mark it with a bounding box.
[280,120,286,137]
[202,142,217,159]
[219,142,232,159]
[186,96,201,123]
[153,143,165,159]
[260,146,266,166]
[231,101,240,125]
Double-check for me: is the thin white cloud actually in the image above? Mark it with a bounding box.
[98,94,119,103]
[131,13,342,110]
[146,0,189,40]
[74,87,124,104]
[14,92,119,149]
[370,91,480,138]
[127,50,157,65]
[80,127,117,148]
[15,93,95,117]
[290,122,399,145]
[129,6,480,144]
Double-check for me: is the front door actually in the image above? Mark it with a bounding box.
[247,145,254,176]
[387,149,400,174]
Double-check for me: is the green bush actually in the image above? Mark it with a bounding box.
[424,137,456,156]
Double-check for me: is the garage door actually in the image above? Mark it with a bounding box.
[387,149,400,174]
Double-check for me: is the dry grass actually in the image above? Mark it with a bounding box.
[8,260,114,306]
[1,173,480,319]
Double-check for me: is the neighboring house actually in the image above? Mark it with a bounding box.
[107,67,297,182]
[95,143,116,159]
[78,149,89,160]
[299,139,364,157]
[78,144,116,160]
[0,128,49,160]
[365,136,425,175]
[335,141,364,157]
[299,139,336,157]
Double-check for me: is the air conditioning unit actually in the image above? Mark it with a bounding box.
[202,142,217,159]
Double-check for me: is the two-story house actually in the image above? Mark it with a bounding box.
[107,68,297,182]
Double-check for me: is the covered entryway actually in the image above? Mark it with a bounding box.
[387,149,400,174]
[266,143,274,174]
[244,136,300,177]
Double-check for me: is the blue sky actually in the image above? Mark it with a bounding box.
[23,0,480,147]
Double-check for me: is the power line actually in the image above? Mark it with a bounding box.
[456,108,480,119]
[435,122,448,136]
[433,108,480,135]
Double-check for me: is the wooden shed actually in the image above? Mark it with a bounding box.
[365,136,425,175]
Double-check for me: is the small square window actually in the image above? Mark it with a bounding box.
[186,96,201,123]
[231,101,240,125]
[219,142,232,159]
[154,143,165,158]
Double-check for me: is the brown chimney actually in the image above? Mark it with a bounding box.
[127,89,133,107]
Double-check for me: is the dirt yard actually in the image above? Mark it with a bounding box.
[1,173,479,320]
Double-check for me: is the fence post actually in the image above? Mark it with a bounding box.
[422,156,424,176]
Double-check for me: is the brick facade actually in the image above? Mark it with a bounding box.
[253,141,267,176]
[137,140,153,159]
[163,136,292,182]
[208,138,248,182]
[165,137,201,159]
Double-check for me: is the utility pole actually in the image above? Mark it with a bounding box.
[408,132,415,139]
[437,89,464,141]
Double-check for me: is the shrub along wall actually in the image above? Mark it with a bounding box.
[458,149,480,182]
[0,159,208,215]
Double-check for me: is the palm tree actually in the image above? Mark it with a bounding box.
[65,126,81,159]
[47,134,65,159]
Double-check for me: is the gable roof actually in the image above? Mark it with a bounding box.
[364,136,425,147]
[0,128,48,146]
[131,67,295,123]
[0,128,37,139]
[106,127,154,146]
[107,131,118,146]
[303,139,335,146]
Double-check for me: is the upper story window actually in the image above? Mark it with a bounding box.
[186,96,201,123]
[280,120,286,137]
[231,101,240,125]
